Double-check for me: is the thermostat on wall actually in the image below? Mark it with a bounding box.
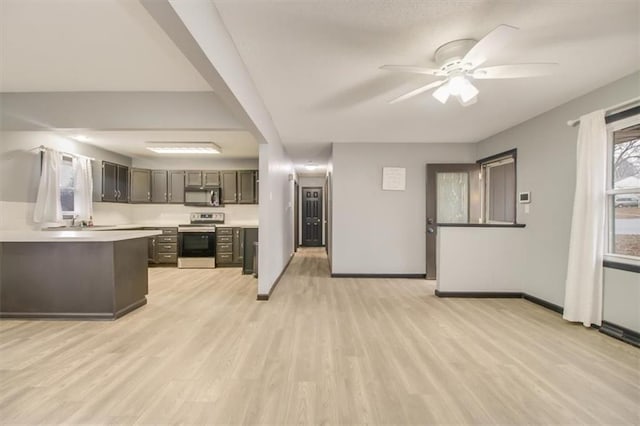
[519,192,531,204]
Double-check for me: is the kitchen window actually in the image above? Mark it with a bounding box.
[479,149,517,224]
[607,115,640,260]
[60,155,75,216]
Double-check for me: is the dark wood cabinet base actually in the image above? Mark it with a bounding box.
[1,238,149,320]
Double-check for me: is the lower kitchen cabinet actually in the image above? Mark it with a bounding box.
[242,227,258,275]
[148,227,178,265]
[216,227,243,267]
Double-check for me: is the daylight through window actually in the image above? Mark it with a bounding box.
[608,118,640,259]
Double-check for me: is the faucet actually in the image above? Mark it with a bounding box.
[71,214,79,227]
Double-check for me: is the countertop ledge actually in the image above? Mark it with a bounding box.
[438,223,526,228]
[0,230,162,242]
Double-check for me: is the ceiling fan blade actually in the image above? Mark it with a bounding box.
[380,65,444,76]
[472,63,558,79]
[462,24,519,69]
[389,80,446,104]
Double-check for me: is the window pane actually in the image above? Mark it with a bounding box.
[60,158,75,213]
[613,124,640,190]
[437,172,469,223]
[612,194,640,257]
[487,162,515,223]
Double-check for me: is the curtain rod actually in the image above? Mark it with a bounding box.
[567,96,640,127]
[29,145,95,161]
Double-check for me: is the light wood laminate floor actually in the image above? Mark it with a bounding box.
[1,247,638,424]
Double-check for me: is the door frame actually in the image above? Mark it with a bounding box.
[425,163,481,279]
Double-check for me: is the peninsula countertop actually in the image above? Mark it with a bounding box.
[0,229,162,242]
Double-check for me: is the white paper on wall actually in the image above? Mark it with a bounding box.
[382,167,406,191]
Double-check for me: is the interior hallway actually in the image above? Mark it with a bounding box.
[0,247,638,424]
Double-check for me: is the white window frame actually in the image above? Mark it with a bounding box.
[605,114,640,264]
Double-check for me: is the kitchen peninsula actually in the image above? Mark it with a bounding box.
[0,229,161,319]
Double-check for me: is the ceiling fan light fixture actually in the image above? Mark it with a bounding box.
[432,85,451,104]
[447,74,467,96]
[145,142,221,154]
[459,81,479,103]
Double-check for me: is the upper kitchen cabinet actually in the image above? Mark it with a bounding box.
[238,170,257,204]
[221,171,238,204]
[221,170,258,204]
[130,168,151,203]
[168,171,185,204]
[151,170,168,203]
[186,170,220,188]
[102,161,129,203]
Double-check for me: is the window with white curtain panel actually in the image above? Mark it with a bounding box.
[607,115,640,259]
[60,155,75,217]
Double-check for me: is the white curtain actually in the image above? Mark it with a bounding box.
[73,157,93,221]
[33,149,63,226]
[563,110,607,327]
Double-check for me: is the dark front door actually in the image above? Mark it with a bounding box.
[302,187,322,246]
[425,163,481,279]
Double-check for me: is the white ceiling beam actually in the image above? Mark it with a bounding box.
[141,0,282,146]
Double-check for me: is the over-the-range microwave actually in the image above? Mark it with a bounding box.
[184,188,221,207]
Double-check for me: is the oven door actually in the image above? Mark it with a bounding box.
[178,232,215,258]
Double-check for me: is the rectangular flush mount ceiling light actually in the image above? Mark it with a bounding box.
[145,142,221,154]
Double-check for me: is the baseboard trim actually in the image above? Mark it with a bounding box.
[434,290,522,298]
[256,253,295,301]
[522,293,564,314]
[114,298,147,319]
[600,321,640,348]
[331,273,427,279]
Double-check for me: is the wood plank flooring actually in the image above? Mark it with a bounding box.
[0,247,638,424]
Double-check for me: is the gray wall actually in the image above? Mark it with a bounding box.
[332,142,476,274]
[477,71,640,308]
[0,131,131,203]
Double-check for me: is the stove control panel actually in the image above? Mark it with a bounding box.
[190,212,225,224]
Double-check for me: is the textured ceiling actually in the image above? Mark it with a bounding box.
[214,0,640,159]
[0,0,211,92]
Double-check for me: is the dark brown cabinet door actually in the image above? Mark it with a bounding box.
[130,168,151,203]
[102,162,118,202]
[151,170,168,203]
[168,171,185,204]
[186,171,203,188]
[302,187,322,246]
[203,171,220,187]
[116,165,129,203]
[237,171,256,204]
[221,171,237,204]
[232,227,244,263]
[102,162,129,202]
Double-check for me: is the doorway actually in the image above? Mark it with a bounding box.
[302,186,323,247]
[425,163,481,279]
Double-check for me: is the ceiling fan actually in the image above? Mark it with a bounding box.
[380,24,558,106]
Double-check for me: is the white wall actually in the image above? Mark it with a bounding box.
[477,71,640,307]
[258,142,295,296]
[437,227,527,293]
[331,142,476,274]
[603,267,640,332]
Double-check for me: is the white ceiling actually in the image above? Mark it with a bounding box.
[214,0,640,151]
[0,0,211,92]
[2,0,639,166]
